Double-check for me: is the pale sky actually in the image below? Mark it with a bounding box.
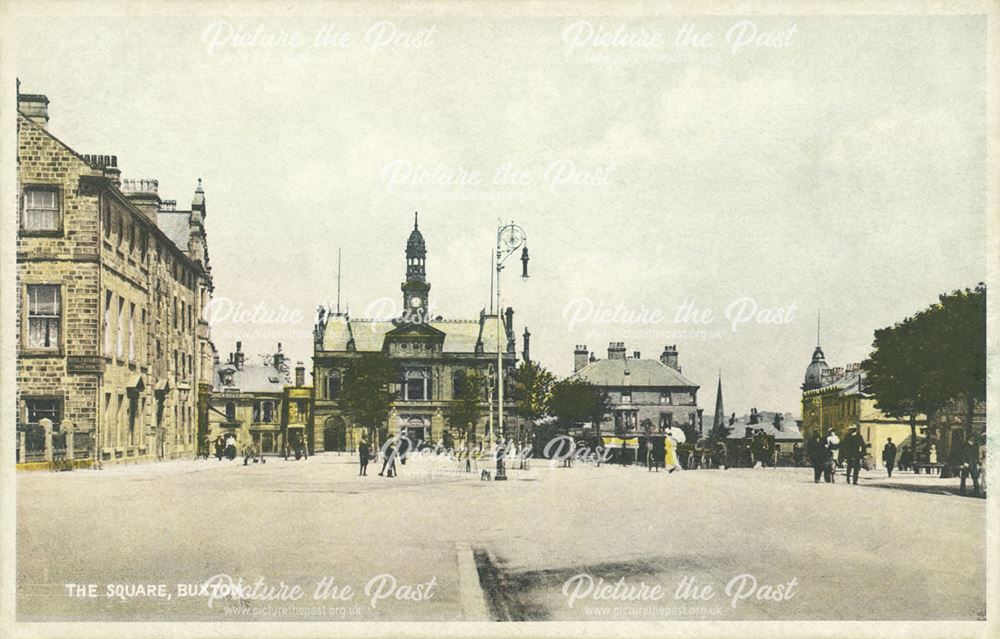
[15,13,987,417]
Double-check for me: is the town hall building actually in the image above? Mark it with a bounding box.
[311,214,525,452]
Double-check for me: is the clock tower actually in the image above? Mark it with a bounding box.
[402,212,430,321]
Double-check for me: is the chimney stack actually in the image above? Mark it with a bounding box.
[273,343,284,371]
[660,345,680,372]
[17,89,49,130]
[574,345,589,372]
[633,351,641,359]
[121,179,161,223]
[83,155,121,187]
[234,341,245,370]
[607,342,627,360]
[522,327,531,363]
[295,362,305,387]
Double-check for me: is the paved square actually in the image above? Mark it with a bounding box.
[16,454,985,622]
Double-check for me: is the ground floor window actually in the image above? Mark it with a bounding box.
[24,397,62,429]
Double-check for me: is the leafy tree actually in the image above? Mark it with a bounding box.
[510,361,555,449]
[863,314,942,459]
[862,283,986,463]
[338,354,398,451]
[932,284,986,441]
[447,370,486,448]
[510,361,555,422]
[548,378,612,431]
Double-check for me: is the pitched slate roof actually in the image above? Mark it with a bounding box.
[572,358,699,389]
[319,313,509,354]
[726,412,803,442]
[212,362,289,393]
[155,211,191,254]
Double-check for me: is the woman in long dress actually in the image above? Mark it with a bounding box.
[664,434,681,474]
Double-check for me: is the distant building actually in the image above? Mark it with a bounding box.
[571,343,702,437]
[15,86,214,468]
[801,356,924,468]
[312,214,524,453]
[208,343,311,455]
[726,409,803,462]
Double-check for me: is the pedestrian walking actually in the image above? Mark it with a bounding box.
[379,442,397,477]
[959,435,982,497]
[359,440,371,476]
[841,426,866,485]
[224,434,237,461]
[822,429,840,483]
[882,438,897,478]
[806,432,824,483]
[664,434,681,474]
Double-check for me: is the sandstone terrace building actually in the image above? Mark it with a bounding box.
[15,86,214,468]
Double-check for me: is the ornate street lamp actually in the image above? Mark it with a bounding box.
[493,220,528,480]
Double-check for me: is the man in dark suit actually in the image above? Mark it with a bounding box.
[806,432,823,483]
[882,438,897,478]
[959,435,982,497]
[359,440,371,476]
[841,426,866,485]
[379,442,397,478]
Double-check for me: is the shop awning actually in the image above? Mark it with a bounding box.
[601,436,639,449]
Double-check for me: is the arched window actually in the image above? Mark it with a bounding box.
[327,370,342,400]
[225,402,235,422]
[453,370,466,397]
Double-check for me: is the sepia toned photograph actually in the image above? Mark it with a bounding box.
[1,1,996,638]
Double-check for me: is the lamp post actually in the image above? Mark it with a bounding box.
[494,220,528,477]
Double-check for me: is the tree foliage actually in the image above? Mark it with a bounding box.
[862,283,986,454]
[447,370,486,445]
[338,354,398,442]
[548,378,612,430]
[510,360,555,422]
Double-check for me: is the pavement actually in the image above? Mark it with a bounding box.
[15,453,986,622]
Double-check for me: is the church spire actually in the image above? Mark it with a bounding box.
[712,371,725,433]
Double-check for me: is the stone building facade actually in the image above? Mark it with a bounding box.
[207,342,312,456]
[15,87,214,467]
[570,342,703,437]
[800,344,923,468]
[312,215,521,453]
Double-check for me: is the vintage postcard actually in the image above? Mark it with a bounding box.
[0,1,996,638]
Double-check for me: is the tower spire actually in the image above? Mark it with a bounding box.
[817,309,821,347]
[712,371,725,433]
[414,211,419,230]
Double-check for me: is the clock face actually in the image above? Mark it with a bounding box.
[409,297,423,309]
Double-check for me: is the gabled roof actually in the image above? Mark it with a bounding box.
[319,313,509,354]
[727,412,803,441]
[213,362,289,393]
[17,110,200,267]
[572,358,699,389]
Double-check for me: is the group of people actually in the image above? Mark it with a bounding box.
[807,427,985,497]
[806,426,867,484]
[645,434,682,473]
[211,434,238,461]
[357,440,398,478]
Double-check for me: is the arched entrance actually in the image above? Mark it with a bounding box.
[324,416,347,452]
